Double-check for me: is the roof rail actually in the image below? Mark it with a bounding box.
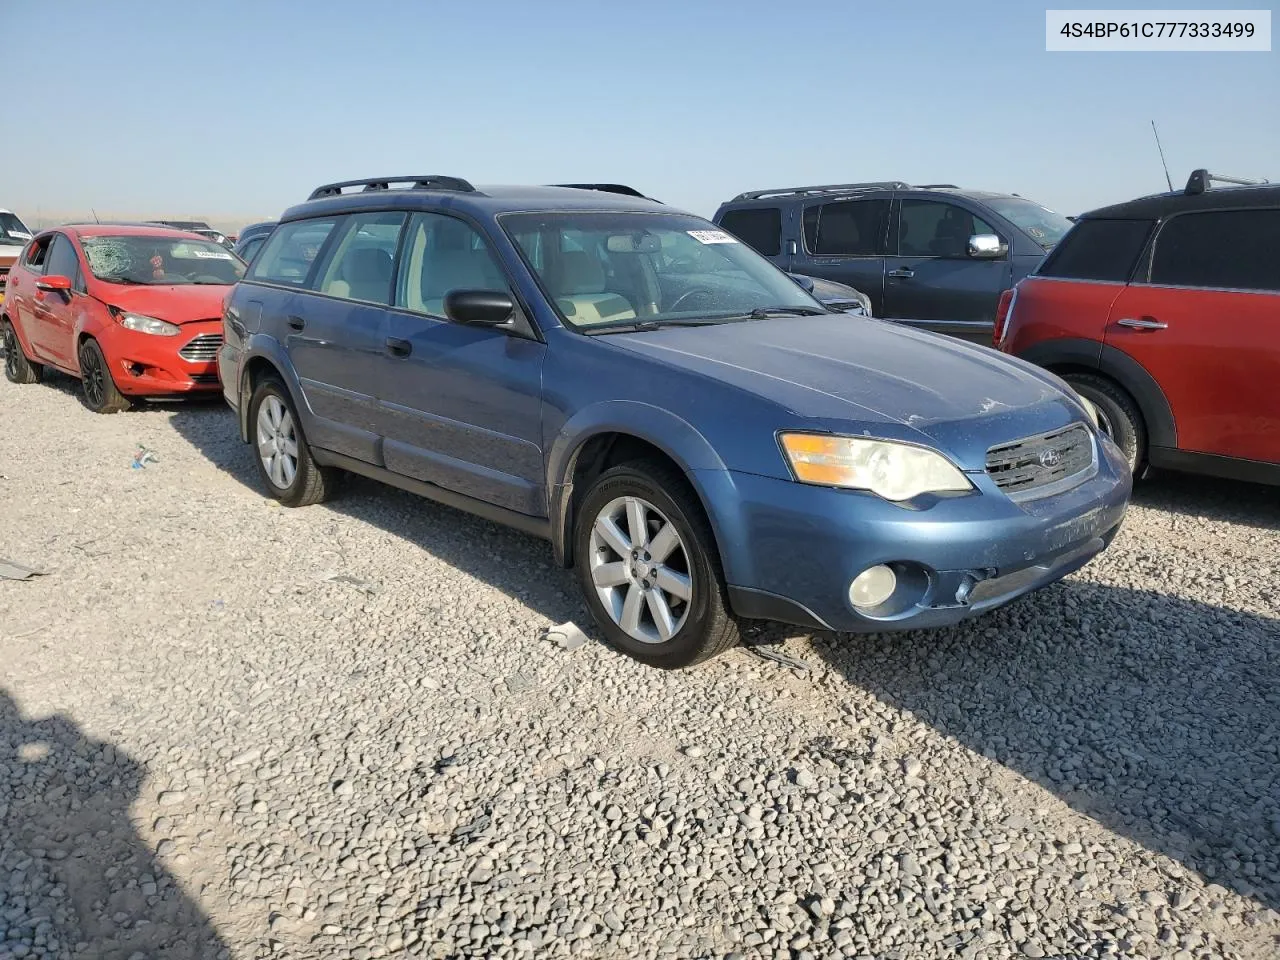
[307,175,477,201]
[551,183,656,200]
[731,181,911,202]
[917,183,960,189]
[1184,168,1270,196]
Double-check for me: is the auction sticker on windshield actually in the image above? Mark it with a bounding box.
[687,230,738,244]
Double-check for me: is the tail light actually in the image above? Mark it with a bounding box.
[993,287,1018,349]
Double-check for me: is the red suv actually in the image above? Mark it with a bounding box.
[2,225,245,412]
[996,169,1279,486]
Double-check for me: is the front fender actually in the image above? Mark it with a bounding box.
[234,335,308,444]
[546,400,729,567]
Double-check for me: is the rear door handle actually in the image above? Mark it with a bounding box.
[888,268,914,279]
[287,315,305,331]
[386,337,412,358]
[1115,317,1167,331]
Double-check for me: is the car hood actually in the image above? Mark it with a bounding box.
[94,283,231,324]
[601,315,1086,470]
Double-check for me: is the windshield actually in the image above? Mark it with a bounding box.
[984,197,1075,250]
[81,235,246,285]
[0,212,34,246]
[502,212,825,330]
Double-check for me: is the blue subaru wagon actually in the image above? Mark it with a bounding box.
[219,176,1131,668]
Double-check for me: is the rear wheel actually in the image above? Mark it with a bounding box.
[78,338,131,413]
[2,318,44,385]
[248,376,333,507]
[574,460,740,669]
[1066,373,1145,476]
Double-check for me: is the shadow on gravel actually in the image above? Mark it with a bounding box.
[0,691,229,959]
[1133,471,1280,532]
[809,583,1280,917]
[167,403,587,627]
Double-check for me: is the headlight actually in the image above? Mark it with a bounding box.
[1074,393,1100,429]
[118,312,180,336]
[779,433,973,501]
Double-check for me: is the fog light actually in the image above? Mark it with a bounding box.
[849,565,897,609]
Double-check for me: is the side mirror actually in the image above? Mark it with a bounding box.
[967,234,1004,259]
[787,273,816,293]
[35,275,73,292]
[445,289,515,326]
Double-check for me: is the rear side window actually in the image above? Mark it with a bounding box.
[313,212,406,304]
[1150,209,1280,292]
[808,199,891,257]
[1036,219,1153,283]
[23,235,53,272]
[249,219,339,287]
[718,207,782,257]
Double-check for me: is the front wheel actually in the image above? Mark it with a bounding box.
[2,318,44,385]
[78,338,130,413]
[248,376,333,507]
[1065,373,1146,476]
[574,460,740,669]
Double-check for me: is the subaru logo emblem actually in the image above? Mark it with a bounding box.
[1039,448,1062,468]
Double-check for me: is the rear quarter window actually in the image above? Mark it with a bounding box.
[1150,208,1280,292]
[248,218,339,288]
[1036,218,1154,283]
[717,207,782,257]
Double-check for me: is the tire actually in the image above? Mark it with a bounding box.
[574,459,740,669]
[2,318,44,385]
[77,338,131,413]
[248,375,333,507]
[1065,373,1146,476]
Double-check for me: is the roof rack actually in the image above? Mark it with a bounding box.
[731,181,911,202]
[551,183,656,200]
[1184,168,1270,196]
[917,183,960,189]
[307,175,477,201]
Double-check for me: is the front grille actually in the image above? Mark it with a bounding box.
[986,423,1095,500]
[179,332,222,362]
[190,373,221,385]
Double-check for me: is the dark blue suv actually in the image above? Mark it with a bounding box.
[219,176,1130,668]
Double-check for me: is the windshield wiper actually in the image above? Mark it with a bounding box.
[747,305,828,318]
[98,276,145,285]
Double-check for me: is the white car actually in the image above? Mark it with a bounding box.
[0,209,35,305]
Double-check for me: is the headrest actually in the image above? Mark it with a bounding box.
[557,251,605,294]
[343,247,392,282]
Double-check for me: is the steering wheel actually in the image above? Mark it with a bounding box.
[668,287,717,312]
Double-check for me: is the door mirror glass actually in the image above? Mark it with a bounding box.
[445,289,515,326]
[36,274,73,292]
[967,234,1004,259]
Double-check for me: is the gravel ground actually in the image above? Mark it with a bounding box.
[1,369,1277,960]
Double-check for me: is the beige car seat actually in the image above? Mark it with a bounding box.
[551,251,636,326]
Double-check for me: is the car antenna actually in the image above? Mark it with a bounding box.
[1151,121,1174,192]
[91,208,100,224]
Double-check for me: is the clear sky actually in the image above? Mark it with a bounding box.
[4,0,1276,227]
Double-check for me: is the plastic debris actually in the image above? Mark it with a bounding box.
[745,644,811,673]
[0,559,47,582]
[131,445,159,469]
[546,621,590,651]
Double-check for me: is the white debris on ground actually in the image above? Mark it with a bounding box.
[1,371,1277,960]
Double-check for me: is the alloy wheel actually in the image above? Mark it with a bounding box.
[588,495,693,644]
[81,346,105,408]
[256,395,299,489]
[3,326,17,379]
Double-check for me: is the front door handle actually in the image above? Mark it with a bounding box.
[287,315,305,331]
[1115,317,1167,331]
[888,268,914,279]
[386,337,412,358]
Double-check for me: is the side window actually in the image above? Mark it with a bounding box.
[718,207,782,257]
[238,236,266,264]
[23,235,54,273]
[395,213,510,317]
[802,206,820,252]
[1037,219,1154,283]
[45,234,81,280]
[248,219,339,287]
[898,200,999,258]
[313,212,406,304]
[1150,209,1280,293]
[810,199,891,256]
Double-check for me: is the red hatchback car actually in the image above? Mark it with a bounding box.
[996,169,1280,486]
[1,224,245,412]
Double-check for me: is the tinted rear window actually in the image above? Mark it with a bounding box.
[1037,218,1154,283]
[1150,209,1280,292]
[717,207,782,257]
